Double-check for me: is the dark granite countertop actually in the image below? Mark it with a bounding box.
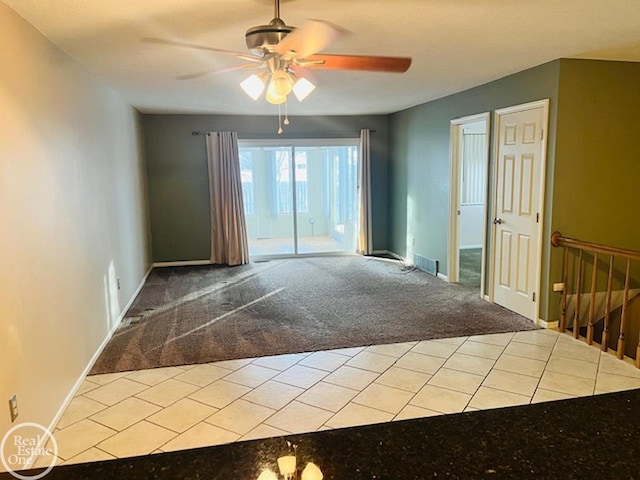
[3,389,639,479]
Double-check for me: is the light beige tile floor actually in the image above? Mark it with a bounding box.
[45,329,640,467]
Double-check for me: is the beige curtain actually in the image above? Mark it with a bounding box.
[206,132,249,266]
[357,128,373,255]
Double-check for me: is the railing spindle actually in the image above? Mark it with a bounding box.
[617,258,631,360]
[602,255,614,353]
[587,252,598,345]
[573,249,584,339]
[560,246,569,332]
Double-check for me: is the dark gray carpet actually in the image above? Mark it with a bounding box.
[90,256,538,374]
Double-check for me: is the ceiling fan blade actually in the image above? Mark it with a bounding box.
[275,20,344,59]
[302,54,412,73]
[176,63,259,81]
[142,37,261,62]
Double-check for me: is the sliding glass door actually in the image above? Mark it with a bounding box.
[239,139,359,258]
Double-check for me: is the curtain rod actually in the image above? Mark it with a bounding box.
[191,130,376,136]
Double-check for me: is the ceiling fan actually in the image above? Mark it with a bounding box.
[145,0,412,132]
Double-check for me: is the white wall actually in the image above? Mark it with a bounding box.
[0,3,150,439]
[459,204,484,248]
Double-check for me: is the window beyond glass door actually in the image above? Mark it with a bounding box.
[294,145,358,254]
[241,146,295,256]
[239,140,358,258]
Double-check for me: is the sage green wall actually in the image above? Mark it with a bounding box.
[389,61,560,319]
[552,59,640,246]
[547,59,640,319]
[142,114,389,262]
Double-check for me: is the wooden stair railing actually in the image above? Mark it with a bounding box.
[551,232,640,367]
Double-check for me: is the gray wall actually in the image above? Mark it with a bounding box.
[388,61,560,318]
[142,114,389,262]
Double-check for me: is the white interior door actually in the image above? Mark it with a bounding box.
[491,100,548,320]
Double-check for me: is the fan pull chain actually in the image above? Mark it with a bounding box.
[284,99,290,125]
[277,104,283,134]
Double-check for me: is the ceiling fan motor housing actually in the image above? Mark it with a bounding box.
[245,18,294,55]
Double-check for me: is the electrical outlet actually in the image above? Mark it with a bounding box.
[9,394,18,422]
[553,282,564,292]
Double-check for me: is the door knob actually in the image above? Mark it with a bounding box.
[492,218,504,225]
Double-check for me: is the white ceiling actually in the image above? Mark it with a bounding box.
[5,0,640,116]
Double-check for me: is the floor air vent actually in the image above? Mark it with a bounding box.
[414,254,438,276]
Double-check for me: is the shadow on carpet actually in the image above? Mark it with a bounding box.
[90,256,539,374]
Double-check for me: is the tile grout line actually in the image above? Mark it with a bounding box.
[317,345,439,429]
[458,338,507,412]
[190,358,348,436]
[421,337,505,413]
[528,331,561,403]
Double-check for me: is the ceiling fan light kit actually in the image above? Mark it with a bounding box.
[240,63,315,104]
[240,72,268,100]
[292,77,315,101]
[239,57,316,133]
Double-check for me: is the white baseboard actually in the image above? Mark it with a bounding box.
[537,319,559,329]
[153,260,211,267]
[43,265,153,449]
[437,272,448,281]
[460,245,482,250]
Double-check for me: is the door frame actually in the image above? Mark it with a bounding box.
[448,112,490,295]
[488,99,550,322]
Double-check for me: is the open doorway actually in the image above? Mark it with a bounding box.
[448,113,490,293]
